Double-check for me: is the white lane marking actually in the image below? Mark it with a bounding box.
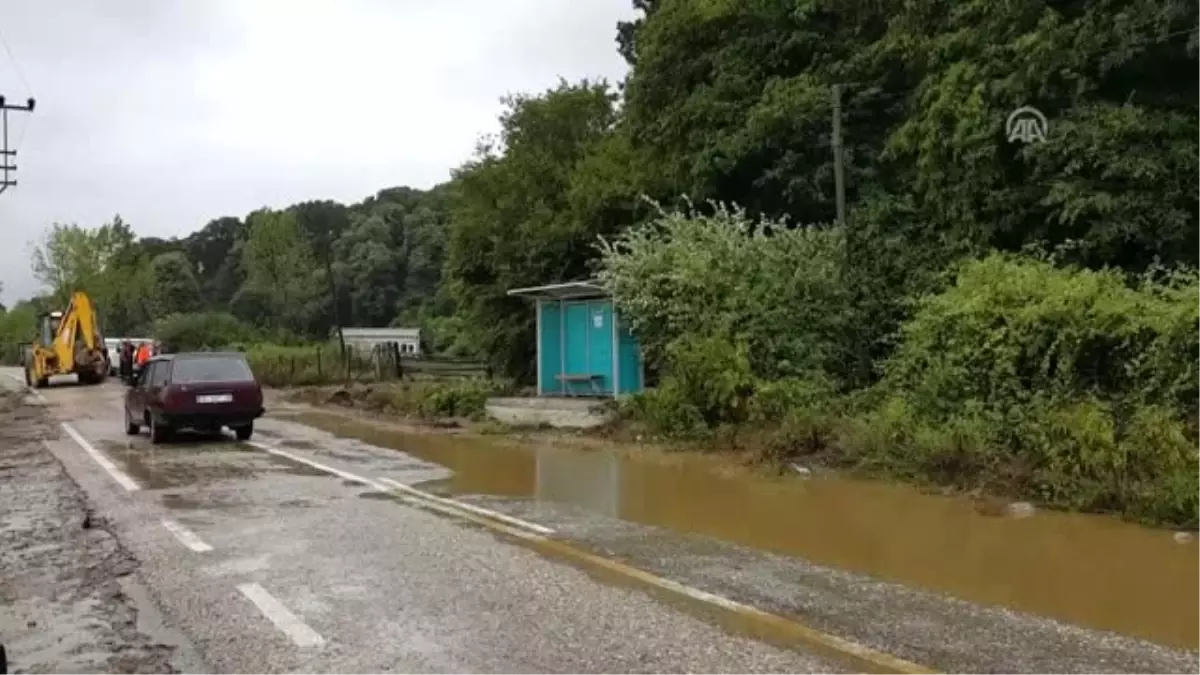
[5,372,46,402]
[247,441,388,490]
[236,582,325,648]
[160,518,213,553]
[247,440,556,535]
[378,477,555,535]
[60,422,140,491]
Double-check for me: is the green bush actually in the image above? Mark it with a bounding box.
[613,246,1198,526]
[416,378,495,419]
[598,202,852,383]
[152,312,258,352]
[0,302,39,365]
[854,254,1200,525]
[336,378,502,420]
[882,253,1199,420]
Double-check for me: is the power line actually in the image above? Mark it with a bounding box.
[0,20,35,163]
[0,24,32,97]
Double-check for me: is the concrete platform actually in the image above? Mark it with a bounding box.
[485,396,614,429]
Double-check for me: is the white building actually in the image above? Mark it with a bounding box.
[341,327,422,357]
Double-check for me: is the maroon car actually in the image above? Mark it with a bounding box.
[124,352,264,443]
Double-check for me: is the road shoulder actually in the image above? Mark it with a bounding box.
[0,384,199,673]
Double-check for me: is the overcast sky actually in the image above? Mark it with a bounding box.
[0,0,634,305]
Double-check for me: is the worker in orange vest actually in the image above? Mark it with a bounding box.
[135,342,153,368]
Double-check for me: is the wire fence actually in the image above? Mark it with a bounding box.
[244,342,489,388]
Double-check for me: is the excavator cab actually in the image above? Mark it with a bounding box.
[39,310,63,345]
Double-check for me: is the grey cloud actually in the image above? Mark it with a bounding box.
[0,0,634,304]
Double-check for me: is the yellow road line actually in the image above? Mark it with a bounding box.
[387,487,937,674]
[246,434,935,673]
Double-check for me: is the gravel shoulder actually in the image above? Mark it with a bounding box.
[0,387,188,674]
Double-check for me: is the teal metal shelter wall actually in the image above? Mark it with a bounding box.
[537,301,562,394]
[535,297,643,397]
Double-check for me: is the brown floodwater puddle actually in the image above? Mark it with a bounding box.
[284,411,1199,650]
[100,439,326,489]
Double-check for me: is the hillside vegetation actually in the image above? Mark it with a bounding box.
[1,0,1195,525]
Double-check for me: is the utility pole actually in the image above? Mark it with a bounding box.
[326,253,347,358]
[831,84,846,227]
[0,95,35,196]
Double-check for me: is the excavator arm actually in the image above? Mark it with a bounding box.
[54,291,104,350]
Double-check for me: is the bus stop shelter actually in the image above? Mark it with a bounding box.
[507,280,644,398]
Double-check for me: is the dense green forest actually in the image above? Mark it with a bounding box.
[1,0,1196,524]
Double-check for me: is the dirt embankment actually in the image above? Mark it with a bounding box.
[0,390,178,674]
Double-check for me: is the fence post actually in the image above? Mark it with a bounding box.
[290,355,296,380]
[316,346,323,380]
[392,342,403,380]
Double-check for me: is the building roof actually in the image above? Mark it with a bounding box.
[342,327,420,338]
[506,279,609,301]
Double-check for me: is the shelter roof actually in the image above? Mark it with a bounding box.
[506,279,609,301]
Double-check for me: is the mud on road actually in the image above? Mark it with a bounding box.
[0,390,177,674]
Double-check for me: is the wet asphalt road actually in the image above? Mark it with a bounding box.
[0,370,839,674]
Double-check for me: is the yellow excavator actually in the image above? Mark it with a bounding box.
[23,290,110,388]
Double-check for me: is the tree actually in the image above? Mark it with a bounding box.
[621,0,902,223]
[878,0,1199,269]
[0,297,45,363]
[27,215,153,334]
[182,216,247,307]
[289,200,351,338]
[333,212,404,326]
[30,216,135,302]
[444,79,627,378]
[147,251,202,317]
[240,209,322,335]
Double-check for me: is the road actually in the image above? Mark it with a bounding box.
[0,370,844,674]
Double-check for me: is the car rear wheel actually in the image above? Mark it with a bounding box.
[124,407,140,436]
[149,415,172,445]
[233,423,253,441]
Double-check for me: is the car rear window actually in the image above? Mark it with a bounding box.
[170,357,255,383]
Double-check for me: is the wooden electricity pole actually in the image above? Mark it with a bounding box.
[0,95,35,196]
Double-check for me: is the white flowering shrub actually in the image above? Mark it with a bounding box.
[597,202,852,383]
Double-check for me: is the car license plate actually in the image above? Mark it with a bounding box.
[196,394,233,404]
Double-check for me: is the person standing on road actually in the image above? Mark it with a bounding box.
[135,342,152,369]
[119,340,134,381]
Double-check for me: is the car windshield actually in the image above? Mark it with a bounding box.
[170,356,254,383]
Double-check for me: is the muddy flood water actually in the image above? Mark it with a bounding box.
[283,411,1198,651]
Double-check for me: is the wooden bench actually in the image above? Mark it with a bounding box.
[556,373,605,395]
